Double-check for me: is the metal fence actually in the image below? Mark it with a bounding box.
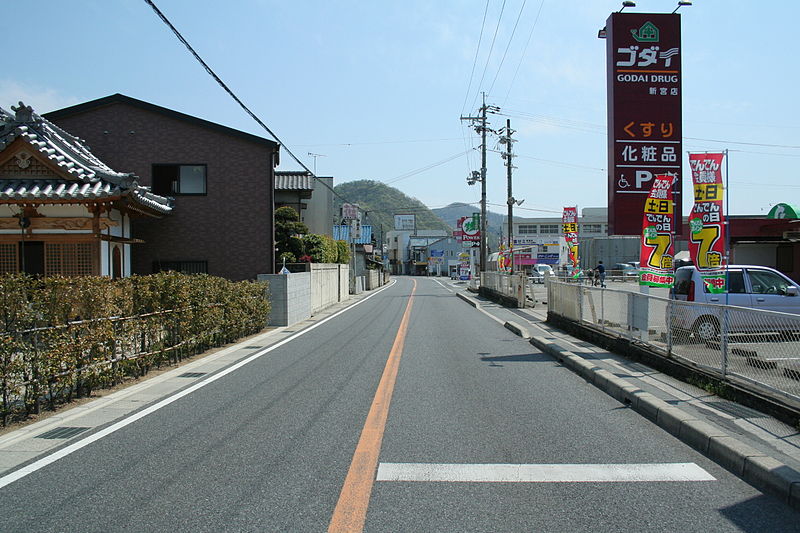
[480,272,532,308]
[548,281,800,407]
[0,303,264,425]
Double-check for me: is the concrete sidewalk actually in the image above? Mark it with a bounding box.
[0,286,384,481]
[453,282,800,510]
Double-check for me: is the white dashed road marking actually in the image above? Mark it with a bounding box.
[377,462,715,483]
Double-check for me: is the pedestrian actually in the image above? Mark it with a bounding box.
[595,260,606,288]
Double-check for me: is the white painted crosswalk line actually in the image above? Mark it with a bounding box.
[376,463,716,483]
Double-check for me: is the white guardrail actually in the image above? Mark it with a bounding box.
[547,280,800,406]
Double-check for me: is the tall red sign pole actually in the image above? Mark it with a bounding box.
[605,12,683,236]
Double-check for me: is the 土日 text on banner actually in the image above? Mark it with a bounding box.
[639,174,676,287]
[688,152,726,293]
[562,207,579,274]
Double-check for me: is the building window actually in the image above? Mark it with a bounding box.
[45,242,95,276]
[153,260,208,274]
[0,241,97,276]
[0,243,17,274]
[582,224,602,233]
[518,224,537,235]
[539,224,559,234]
[152,164,207,196]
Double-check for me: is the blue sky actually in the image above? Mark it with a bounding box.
[5,1,798,219]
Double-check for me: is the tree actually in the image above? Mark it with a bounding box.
[302,234,338,263]
[275,206,308,262]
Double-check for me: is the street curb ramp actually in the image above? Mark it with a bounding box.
[530,335,800,511]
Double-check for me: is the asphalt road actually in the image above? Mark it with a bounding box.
[1,277,798,532]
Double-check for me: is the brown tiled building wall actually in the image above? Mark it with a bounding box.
[47,97,278,280]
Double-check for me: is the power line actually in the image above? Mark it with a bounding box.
[385,149,474,184]
[487,149,605,172]
[685,137,800,149]
[294,137,464,148]
[487,0,527,97]
[471,0,507,110]
[502,0,544,106]
[142,0,361,213]
[461,0,490,116]
[485,201,562,214]
[461,0,491,179]
[501,106,800,151]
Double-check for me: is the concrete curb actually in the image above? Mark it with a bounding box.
[529,335,800,510]
[504,321,530,339]
[457,292,479,308]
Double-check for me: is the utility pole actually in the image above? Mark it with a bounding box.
[460,93,498,274]
[500,119,517,274]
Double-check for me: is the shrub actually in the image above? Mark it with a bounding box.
[336,240,351,264]
[0,272,270,426]
[302,234,338,263]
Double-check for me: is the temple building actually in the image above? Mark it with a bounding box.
[0,102,172,277]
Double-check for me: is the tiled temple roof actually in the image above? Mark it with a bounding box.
[0,102,172,215]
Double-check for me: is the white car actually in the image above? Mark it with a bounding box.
[669,265,800,341]
[530,264,555,283]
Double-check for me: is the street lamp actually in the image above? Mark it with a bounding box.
[620,1,636,11]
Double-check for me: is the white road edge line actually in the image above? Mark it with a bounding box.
[376,462,716,483]
[431,278,454,293]
[0,279,399,490]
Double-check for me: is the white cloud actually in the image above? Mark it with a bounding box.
[0,81,80,114]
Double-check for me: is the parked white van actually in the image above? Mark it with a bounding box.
[669,265,800,341]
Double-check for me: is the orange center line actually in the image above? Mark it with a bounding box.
[328,279,416,533]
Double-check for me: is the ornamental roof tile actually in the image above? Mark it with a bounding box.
[275,171,315,191]
[0,102,172,214]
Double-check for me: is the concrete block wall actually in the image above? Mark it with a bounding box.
[339,265,350,300]
[310,263,344,314]
[365,270,380,290]
[257,273,311,326]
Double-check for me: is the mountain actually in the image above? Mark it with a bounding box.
[333,180,452,240]
[431,202,504,250]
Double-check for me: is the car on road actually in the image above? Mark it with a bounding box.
[669,265,800,341]
[529,264,555,284]
[613,263,639,279]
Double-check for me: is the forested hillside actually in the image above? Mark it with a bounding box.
[333,180,452,238]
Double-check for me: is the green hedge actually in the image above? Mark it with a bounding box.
[336,240,351,264]
[0,272,270,426]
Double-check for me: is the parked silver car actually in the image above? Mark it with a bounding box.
[669,265,800,341]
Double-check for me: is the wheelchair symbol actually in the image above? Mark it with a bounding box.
[618,174,630,189]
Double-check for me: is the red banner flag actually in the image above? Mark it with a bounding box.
[688,153,726,293]
[639,174,676,287]
[562,207,579,271]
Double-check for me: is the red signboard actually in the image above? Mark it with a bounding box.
[562,207,579,268]
[688,152,727,292]
[639,174,676,287]
[455,213,480,246]
[606,12,682,235]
